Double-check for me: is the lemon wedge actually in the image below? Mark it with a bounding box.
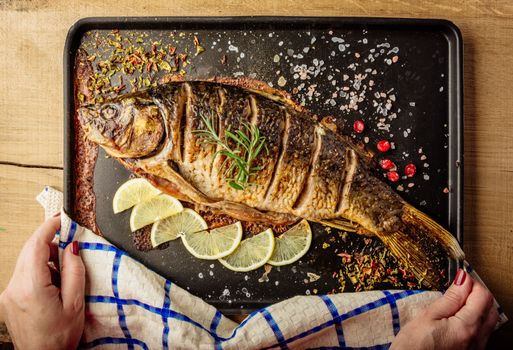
[181,222,243,260]
[268,219,312,266]
[219,228,275,272]
[129,194,183,231]
[112,178,161,214]
[150,209,208,247]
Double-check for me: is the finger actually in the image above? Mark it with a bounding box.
[25,215,61,265]
[20,216,62,287]
[33,214,61,245]
[454,281,494,328]
[60,241,86,315]
[426,269,474,319]
[476,306,499,350]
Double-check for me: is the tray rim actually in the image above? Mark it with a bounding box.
[63,16,463,314]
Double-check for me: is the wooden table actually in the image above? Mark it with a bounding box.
[1,0,512,346]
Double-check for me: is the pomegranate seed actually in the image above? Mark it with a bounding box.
[387,171,400,182]
[404,164,416,177]
[380,159,395,170]
[377,140,391,152]
[353,120,365,133]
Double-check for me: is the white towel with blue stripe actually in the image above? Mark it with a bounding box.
[37,187,507,349]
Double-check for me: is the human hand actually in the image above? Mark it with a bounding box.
[0,214,85,350]
[390,269,498,350]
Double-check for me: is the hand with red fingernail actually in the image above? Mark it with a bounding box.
[391,269,499,350]
[0,215,85,349]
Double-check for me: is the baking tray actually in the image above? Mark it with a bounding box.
[64,17,463,313]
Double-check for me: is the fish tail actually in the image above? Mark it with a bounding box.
[375,230,440,289]
[376,204,464,289]
[401,203,464,260]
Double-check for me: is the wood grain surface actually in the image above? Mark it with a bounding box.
[1,0,512,346]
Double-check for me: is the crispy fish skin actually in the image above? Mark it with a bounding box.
[78,78,464,289]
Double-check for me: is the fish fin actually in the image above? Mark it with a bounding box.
[402,203,464,261]
[375,204,464,289]
[317,218,358,232]
[375,230,443,289]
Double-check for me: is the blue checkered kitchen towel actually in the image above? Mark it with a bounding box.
[36,187,506,349]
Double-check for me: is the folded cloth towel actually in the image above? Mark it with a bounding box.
[36,187,507,349]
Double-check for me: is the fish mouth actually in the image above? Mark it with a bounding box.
[77,106,112,146]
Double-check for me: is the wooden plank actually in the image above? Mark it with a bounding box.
[0,0,512,345]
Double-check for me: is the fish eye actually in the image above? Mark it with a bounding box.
[101,105,118,119]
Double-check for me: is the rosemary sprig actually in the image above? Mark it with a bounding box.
[193,111,268,190]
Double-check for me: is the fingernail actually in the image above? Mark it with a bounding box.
[71,241,80,256]
[53,211,61,217]
[454,268,466,286]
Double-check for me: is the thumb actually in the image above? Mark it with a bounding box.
[426,269,474,319]
[61,241,86,315]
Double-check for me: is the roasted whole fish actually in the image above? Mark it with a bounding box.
[78,77,464,288]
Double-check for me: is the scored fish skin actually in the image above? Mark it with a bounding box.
[262,110,315,211]
[78,78,464,289]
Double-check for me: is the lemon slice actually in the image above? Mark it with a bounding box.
[113,178,161,214]
[181,222,243,260]
[129,194,183,231]
[150,209,207,247]
[219,228,275,272]
[268,219,312,266]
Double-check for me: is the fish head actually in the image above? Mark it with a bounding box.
[78,96,164,158]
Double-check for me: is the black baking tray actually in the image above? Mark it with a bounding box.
[64,17,463,313]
